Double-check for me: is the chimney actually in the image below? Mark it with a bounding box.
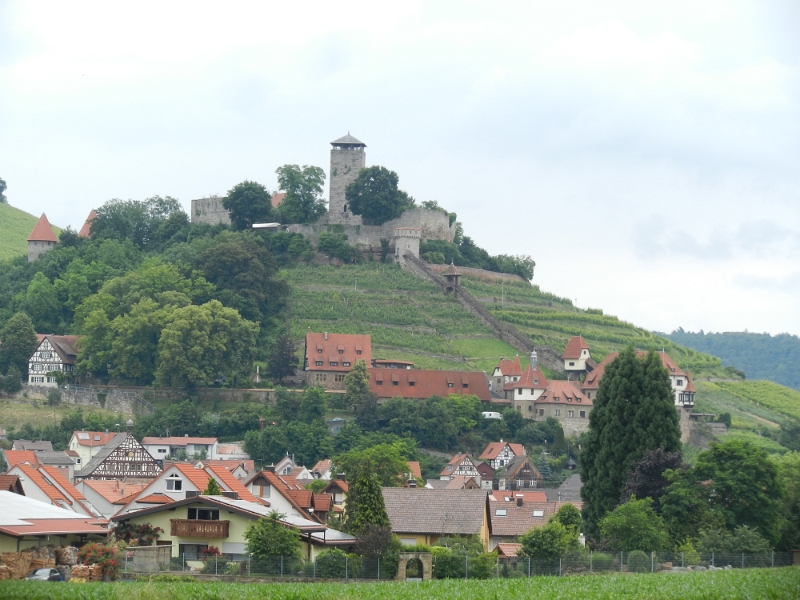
[324,332,328,340]
[516,495,523,507]
[408,479,417,488]
[105,429,109,435]
[185,434,188,437]
[264,465,276,473]
[337,473,347,481]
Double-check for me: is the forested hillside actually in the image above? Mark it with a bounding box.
[666,330,800,391]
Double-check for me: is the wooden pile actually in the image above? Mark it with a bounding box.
[0,551,33,579]
[70,564,103,582]
[0,565,12,580]
[55,546,79,566]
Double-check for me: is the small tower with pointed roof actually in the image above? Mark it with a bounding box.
[443,262,461,294]
[27,213,58,262]
[78,209,97,238]
[329,133,366,224]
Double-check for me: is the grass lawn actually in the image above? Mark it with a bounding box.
[0,399,127,431]
[0,202,61,262]
[1,567,798,599]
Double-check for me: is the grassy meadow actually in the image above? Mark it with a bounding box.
[0,203,61,261]
[1,567,799,599]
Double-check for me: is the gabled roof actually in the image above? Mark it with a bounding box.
[504,362,548,391]
[27,213,58,242]
[13,464,70,504]
[535,380,592,406]
[77,433,161,479]
[72,431,115,448]
[204,464,260,503]
[439,453,476,477]
[78,210,96,238]
[76,432,127,475]
[581,352,618,391]
[652,350,687,377]
[369,368,491,401]
[479,441,525,462]
[0,474,24,494]
[34,335,79,365]
[0,491,108,538]
[173,462,218,490]
[492,491,547,503]
[499,455,542,481]
[312,459,332,475]
[81,480,148,504]
[563,336,590,360]
[12,440,53,452]
[323,479,348,494]
[3,450,40,468]
[305,333,372,372]
[407,461,422,479]
[496,543,523,557]
[494,356,522,377]
[271,192,286,208]
[331,133,366,146]
[40,466,86,502]
[243,470,320,519]
[684,375,696,392]
[382,488,488,535]
[137,494,172,504]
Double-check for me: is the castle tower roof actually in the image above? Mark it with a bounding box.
[331,133,366,147]
[78,210,97,238]
[27,214,58,243]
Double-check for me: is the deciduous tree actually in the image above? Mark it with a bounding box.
[223,181,274,230]
[275,164,327,224]
[599,497,670,552]
[0,312,38,376]
[244,511,301,559]
[345,166,415,225]
[266,331,297,383]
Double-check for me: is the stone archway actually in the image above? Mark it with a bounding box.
[395,552,432,581]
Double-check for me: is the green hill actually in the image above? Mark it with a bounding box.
[0,203,61,261]
[281,262,729,378]
[665,330,800,391]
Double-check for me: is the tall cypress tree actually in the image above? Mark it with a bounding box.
[343,456,390,534]
[581,346,680,540]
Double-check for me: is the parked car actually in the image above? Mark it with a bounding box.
[25,568,63,581]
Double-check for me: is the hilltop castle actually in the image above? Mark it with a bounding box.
[191,134,456,261]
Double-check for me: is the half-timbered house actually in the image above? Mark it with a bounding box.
[27,334,79,386]
[75,425,162,481]
[439,453,481,481]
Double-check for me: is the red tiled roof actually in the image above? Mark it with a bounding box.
[369,368,490,401]
[205,464,259,503]
[581,352,618,391]
[15,464,69,504]
[78,210,96,238]
[138,494,172,504]
[0,474,23,493]
[536,380,592,406]
[312,459,332,474]
[323,479,348,494]
[0,518,108,538]
[3,450,40,468]
[305,333,372,372]
[271,192,286,208]
[41,466,86,501]
[504,363,548,391]
[288,489,313,508]
[496,543,523,557]
[479,442,525,461]
[313,494,333,512]
[244,470,316,517]
[493,491,548,503]
[495,356,522,377]
[72,431,116,447]
[82,480,148,504]
[563,336,590,360]
[439,454,475,477]
[27,213,58,242]
[173,463,217,490]
[653,351,687,377]
[407,461,422,479]
[684,375,696,392]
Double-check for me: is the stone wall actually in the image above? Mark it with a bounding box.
[28,240,56,262]
[191,198,231,226]
[329,146,366,223]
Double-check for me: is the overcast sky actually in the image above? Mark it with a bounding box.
[1,1,798,336]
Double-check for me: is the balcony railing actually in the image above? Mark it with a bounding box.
[170,519,229,538]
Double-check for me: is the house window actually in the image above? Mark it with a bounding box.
[42,352,52,359]
[517,388,522,396]
[569,361,574,366]
[315,361,323,366]
[188,508,219,520]
[335,374,346,382]
[516,405,521,411]
[315,373,327,382]
[356,350,362,355]
[158,449,167,454]
[178,544,208,561]
[342,362,351,367]
[338,350,344,354]
[30,376,44,383]
[462,383,469,388]
[166,476,183,491]
[579,411,586,418]
[392,381,399,386]
[47,377,57,383]
[567,398,572,402]
[376,380,383,385]
[533,510,544,517]
[554,409,560,416]
[567,410,574,418]
[528,405,533,411]
[330,361,338,367]
[256,484,271,498]
[538,409,544,416]
[447,383,454,388]
[409,381,415,386]
[495,509,507,517]
[317,349,322,354]
[677,379,683,386]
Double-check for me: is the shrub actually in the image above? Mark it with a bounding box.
[78,542,120,580]
[591,552,615,571]
[467,552,496,579]
[627,550,650,573]
[201,555,228,574]
[315,548,349,578]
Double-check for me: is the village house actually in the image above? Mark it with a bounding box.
[531,380,592,435]
[369,368,491,402]
[5,463,102,517]
[479,440,526,470]
[562,336,595,379]
[322,477,349,511]
[495,455,543,491]
[3,449,76,482]
[243,468,334,523]
[11,440,53,452]
[73,479,150,519]
[303,332,371,390]
[74,426,162,481]
[490,355,522,393]
[425,476,481,490]
[504,350,549,412]
[141,436,219,461]
[27,334,78,386]
[439,453,481,481]
[0,491,108,553]
[475,462,495,491]
[68,431,116,466]
[382,488,490,549]
[111,493,355,562]
[488,494,582,550]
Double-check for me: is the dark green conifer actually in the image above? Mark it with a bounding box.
[581,346,680,540]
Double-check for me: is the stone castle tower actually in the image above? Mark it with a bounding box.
[394,227,421,263]
[328,133,366,224]
[27,213,58,262]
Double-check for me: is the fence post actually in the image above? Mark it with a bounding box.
[651,551,654,572]
[183,553,185,572]
[248,554,250,576]
[528,557,531,578]
[559,557,562,577]
[346,555,349,580]
[125,554,128,573]
[215,554,218,575]
[681,552,684,568]
[711,552,714,568]
[771,552,774,568]
[465,555,468,580]
[377,557,380,580]
[281,555,284,577]
[741,553,744,569]
[313,557,316,579]
[589,551,592,573]
[620,552,623,572]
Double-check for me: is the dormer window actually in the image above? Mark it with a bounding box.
[448,383,454,388]
[315,361,323,366]
[343,362,351,367]
[330,361,338,367]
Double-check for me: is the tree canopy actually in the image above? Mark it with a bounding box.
[223,181,274,230]
[599,497,670,552]
[345,166,415,225]
[244,511,301,560]
[0,312,38,376]
[275,164,327,224]
[0,177,6,203]
[90,196,188,250]
[580,347,681,540]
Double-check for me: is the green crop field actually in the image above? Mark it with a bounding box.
[713,381,800,422]
[693,381,791,430]
[0,203,61,261]
[1,567,798,599]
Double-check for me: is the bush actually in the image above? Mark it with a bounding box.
[591,552,615,571]
[201,555,228,574]
[315,548,349,578]
[627,550,650,573]
[467,552,496,579]
[432,549,464,579]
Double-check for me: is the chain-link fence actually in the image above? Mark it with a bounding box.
[121,550,795,580]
